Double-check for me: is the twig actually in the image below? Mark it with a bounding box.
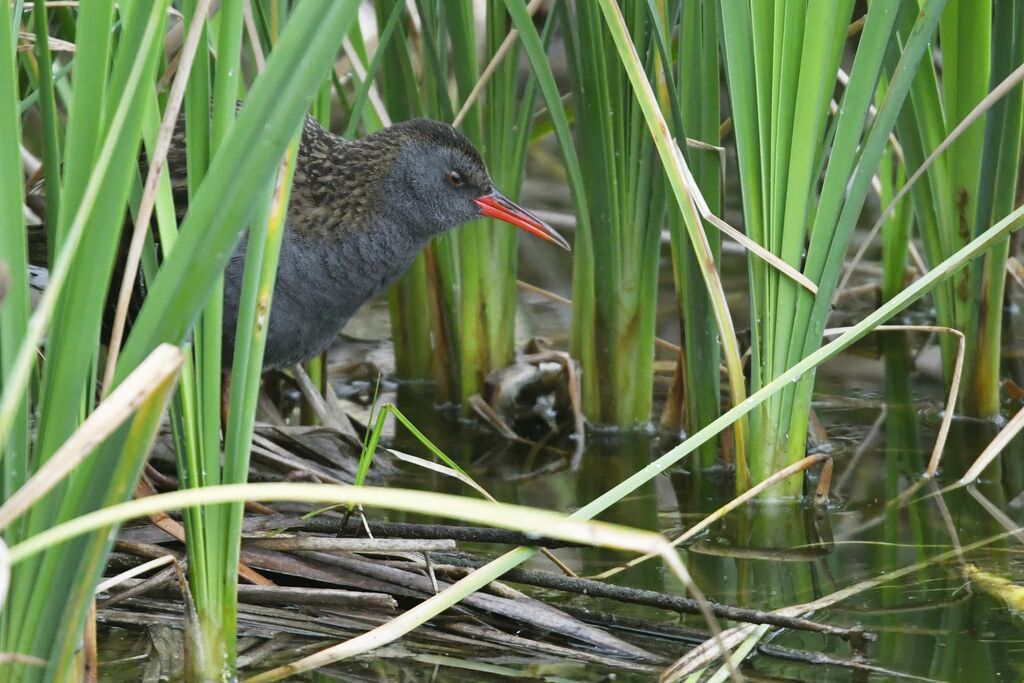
[247,515,582,549]
[431,555,860,638]
[248,536,456,553]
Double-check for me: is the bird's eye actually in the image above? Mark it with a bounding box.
[447,170,464,187]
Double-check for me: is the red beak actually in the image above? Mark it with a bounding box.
[474,190,571,251]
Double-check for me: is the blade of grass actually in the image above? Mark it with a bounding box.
[0,0,31,502]
[775,0,943,488]
[12,483,696,570]
[45,334,181,681]
[6,6,174,672]
[966,0,1023,416]
[595,0,749,460]
[219,130,299,663]
[30,0,61,262]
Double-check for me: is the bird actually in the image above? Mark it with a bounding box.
[28,115,570,369]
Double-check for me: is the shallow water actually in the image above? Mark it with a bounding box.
[291,277,1024,681]
[98,309,1024,682]
[99,164,1024,683]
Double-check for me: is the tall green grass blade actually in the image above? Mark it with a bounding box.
[342,0,404,139]
[186,2,245,673]
[966,0,1023,416]
[594,0,748,454]
[781,0,946,472]
[769,0,896,479]
[161,4,357,677]
[0,0,30,504]
[176,0,214,629]
[879,142,913,303]
[888,0,1021,416]
[43,351,180,681]
[219,133,299,667]
[934,0,991,405]
[717,0,944,492]
[30,2,62,261]
[503,0,594,406]
[453,0,494,405]
[32,0,118,464]
[658,0,722,463]
[873,69,915,305]
[543,0,665,426]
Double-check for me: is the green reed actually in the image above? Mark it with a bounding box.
[717,0,945,495]
[660,0,723,463]
[889,0,1023,418]
[556,1,665,427]
[163,3,360,677]
[2,4,173,679]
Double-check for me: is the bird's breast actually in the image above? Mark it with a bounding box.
[240,224,422,368]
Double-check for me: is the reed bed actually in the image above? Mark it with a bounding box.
[0,0,1022,680]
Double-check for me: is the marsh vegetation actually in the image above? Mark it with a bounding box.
[1,1,1023,680]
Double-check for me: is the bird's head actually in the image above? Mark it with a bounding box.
[373,119,570,250]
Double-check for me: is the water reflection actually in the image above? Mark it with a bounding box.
[374,322,1024,681]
